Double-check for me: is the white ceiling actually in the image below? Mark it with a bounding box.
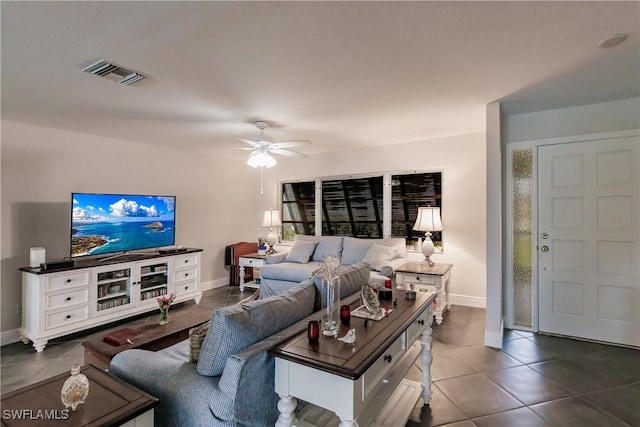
[2,1,638,159]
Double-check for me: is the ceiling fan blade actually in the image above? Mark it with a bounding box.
[231,147,255,150]
[271,140,311,149]
[270,148,307,158]
[239,138,260,147]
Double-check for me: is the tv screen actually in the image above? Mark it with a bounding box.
[71,193,176,258]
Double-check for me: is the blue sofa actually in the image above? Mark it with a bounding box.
[109,263,370,427]
[260,235,407,294]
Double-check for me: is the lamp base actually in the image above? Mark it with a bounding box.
[422,256,435,267]
[265,230,278,254]
[421,233,436,267]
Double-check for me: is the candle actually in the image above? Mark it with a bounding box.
[340,305,351,324]
[307,320,319,343]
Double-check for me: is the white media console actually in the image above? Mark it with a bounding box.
[19,249,203,352]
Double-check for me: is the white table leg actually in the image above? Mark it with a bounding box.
[421,314,434,405]
[276,394,297,427]
[239,264,246,292]
[434,281,444,325]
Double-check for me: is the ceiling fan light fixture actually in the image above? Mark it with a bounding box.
[247,151,277,168]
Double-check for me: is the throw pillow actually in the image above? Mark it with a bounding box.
[341,237,373,265]
[362,243,397,271]
[196,280,315,377]
[284,240,318,264]
[189,320,211,363]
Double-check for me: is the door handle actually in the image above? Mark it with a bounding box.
[541,245,549,252]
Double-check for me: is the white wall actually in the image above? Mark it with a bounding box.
[503,97,640,143]
[485,102,503,348]
[256,132,488,306]
[1,121,256,334]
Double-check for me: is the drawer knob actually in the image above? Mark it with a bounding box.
[384,354,392,363]
[66,315,71,319]
[185,273,189,277]
[66,279,72,283]
[184,260,189,263]
[418,319,425,326]
[185,286,189,290]
[66,297,72,302]
[416,276,420,281]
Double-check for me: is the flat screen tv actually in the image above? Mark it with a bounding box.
[71,193,176,258]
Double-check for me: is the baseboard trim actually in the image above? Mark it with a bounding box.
[484,317,504,349]
[449,293,486,308]
[200,278,228,291]
[1,329,21,346]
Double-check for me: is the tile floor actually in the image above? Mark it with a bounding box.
[2,286,639,427]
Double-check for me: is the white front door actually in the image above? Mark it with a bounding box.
[538,137,639,346]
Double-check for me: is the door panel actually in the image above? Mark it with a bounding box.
[538,137,639,346]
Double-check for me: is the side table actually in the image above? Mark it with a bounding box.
[396,262,452,325]
[0,364,158,426]
[238,252,266,292]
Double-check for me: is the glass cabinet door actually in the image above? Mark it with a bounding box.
[138,261,169,302]
[95,267,132,313]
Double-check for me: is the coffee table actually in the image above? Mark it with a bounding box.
[0,364,157,426]
[83,303,212,370]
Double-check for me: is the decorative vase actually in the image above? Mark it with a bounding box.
[159,306,169,325]
[321,277,340,336]
[61,361,89,411]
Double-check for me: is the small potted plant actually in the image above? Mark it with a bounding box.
[257,237,267,255]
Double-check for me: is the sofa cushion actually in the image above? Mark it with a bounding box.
[381,237,408,259]
[260,261,322,283]
[285,240,318,264]
[362,243,397,271]
[312,262,370,311]
[196,280,315,377]
[341,237,374,265]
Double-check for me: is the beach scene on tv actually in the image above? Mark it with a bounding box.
[71,194,176,257]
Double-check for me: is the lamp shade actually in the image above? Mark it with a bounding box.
[413,207,443,232]
[262,209,282,227]
[247,151,277,168]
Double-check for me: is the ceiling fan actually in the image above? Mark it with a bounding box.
[239,121,311,168]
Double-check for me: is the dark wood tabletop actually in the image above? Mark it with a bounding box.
[396,262,452,276]
[1,364,158,427]
[269,290,435,380]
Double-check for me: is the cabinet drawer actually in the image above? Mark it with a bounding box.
[175,280,198,295]
[399,273,436,286]
[45,288,89,311]
[46,306,89,330]
[242,258,264,267]
[174,267,198,283]
[363,334,404,399]
[174,255,198,269]
[46,272,90,292]
[405,304,433,348]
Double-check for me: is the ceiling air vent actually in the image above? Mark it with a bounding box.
[82,60,145,86]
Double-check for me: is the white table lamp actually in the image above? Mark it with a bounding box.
[413,207,443,266]
[262,209,282,254]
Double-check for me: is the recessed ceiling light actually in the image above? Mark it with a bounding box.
[598,33,628,48]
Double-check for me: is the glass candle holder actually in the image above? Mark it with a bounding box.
[307,320,319,343]
[384,278,393,289]
[340,304,351,324]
